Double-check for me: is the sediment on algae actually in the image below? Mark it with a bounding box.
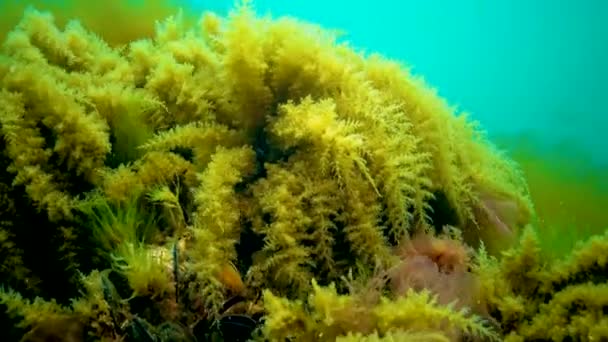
[0,2,604,342]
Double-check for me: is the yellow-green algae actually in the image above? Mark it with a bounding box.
[495,133,608,259]
[0,0,190,46]
[0,2,606,341]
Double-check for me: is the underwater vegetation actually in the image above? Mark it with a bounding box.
[0,0,189,46]
[494,133,608,259]
[0,1,606,341]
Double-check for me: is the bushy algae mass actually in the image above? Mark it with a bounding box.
[0,3,606,341]
[0,0,185,46]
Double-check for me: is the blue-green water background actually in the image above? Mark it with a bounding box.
[191,0,608,167]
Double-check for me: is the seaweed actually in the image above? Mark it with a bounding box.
[1,1,601,341]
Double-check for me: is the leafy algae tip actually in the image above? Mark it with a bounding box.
[0,0,606,341]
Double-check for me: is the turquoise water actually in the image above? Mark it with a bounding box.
[188,0,608,167]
